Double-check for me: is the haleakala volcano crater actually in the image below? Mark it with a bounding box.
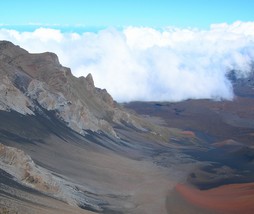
[0,41,254,214]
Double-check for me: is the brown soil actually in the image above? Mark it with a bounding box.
[175,183,254,214]
[125,96,254,145]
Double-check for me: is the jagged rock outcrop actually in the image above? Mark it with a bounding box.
[0,143,59,193]
[0,41,144,136]
[0,143,104,210]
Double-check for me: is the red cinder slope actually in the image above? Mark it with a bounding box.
[176,183,254,214]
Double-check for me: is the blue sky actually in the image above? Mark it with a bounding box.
[1,0,254,30]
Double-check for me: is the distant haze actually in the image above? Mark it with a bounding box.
[1,21,254,102]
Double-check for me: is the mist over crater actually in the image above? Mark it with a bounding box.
[1,21,254,102]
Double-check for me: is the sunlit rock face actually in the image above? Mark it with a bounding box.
[0,41,144,137]
[0,143,59,193]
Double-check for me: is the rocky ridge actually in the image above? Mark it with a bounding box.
[0,143,103,211]
[0,143,59,193]
[0,41,145,137]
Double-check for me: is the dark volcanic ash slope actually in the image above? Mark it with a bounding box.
[0,41,203,214]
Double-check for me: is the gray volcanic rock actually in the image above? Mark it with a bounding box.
[0,41,144,136]
[227,68,254,97]
[0,143,59,193]
[0,76,34,115]
[0,142,104,212]
[0,41,200,214]
[86,73,95,88]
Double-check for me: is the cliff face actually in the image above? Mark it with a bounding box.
[0,41,143,137]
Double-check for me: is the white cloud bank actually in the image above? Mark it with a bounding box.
[1,21,254,102]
